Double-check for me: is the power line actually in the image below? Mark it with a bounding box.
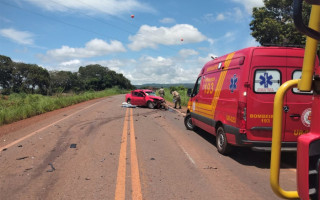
[0,0,180,52]
[0,1,117,39]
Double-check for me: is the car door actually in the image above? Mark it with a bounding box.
[130,91,140,105]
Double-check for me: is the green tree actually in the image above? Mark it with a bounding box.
[78,64,134,90]
[250,0,311,45]
[0,55,13,94]
[49,71,81,93]
[12,62,30,93]
[25,64,50,95]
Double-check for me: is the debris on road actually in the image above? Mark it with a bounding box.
[18,145,22,148]
[70,144,77,148]
[121,102,136,108]
[2,148,7,151]
[150,158,155,160]
[47,163,55,172]
[24,168,33,172]
[16,156,28,160]
[203,166,218,170]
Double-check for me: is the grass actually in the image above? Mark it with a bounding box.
[0,87,128,126]
[159,88,190,107]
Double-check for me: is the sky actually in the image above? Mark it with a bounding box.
[0,0,264,85]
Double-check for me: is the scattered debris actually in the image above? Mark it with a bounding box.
[47,163,55,172]
[2,148,7,151]
[203,166,218,170]
[18,145,23,148]
[109,153,114,155]
[70,144,77,148]
[16,156,28,160]
[24,168,33,172]
[150,158,155,160]
[154,116,162,118]
[121,102,136,108]
[100,158,106,162]
[85,178,90,180]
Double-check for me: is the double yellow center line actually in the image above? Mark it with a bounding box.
[115,108,142,200]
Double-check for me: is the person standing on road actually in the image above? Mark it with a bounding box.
[171,90,181,109]
[159,87,165,98]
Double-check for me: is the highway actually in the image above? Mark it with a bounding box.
[0,94,297,199]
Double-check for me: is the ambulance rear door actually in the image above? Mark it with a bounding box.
[283,68,312,141]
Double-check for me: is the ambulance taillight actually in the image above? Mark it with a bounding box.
[237,102,247,130]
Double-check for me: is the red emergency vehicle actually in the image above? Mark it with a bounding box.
[185,46,319,154]
[269,1,320,199]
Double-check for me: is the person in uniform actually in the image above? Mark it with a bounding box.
[159,87,165,98]
[171,90,181,109]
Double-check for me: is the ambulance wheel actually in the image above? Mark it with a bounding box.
[184,114,196,130]
[216,126,232,155]
[147,101,155,109]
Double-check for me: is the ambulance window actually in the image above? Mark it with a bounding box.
[254,69,281,93]
[192,77,202,96]
[292,70,313,94]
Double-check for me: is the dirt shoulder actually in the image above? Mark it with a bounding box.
[165,101,187,116]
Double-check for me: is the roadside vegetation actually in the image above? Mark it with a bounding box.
[0,87,128,126]
[159,86,190,107]
[0,54,135,126]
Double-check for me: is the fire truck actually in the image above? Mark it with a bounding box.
[270,0,320,199]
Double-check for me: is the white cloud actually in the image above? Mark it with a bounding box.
[179,49,199,58]
[159,18,176,24]
[231,0,264,13]
[40,38,126,61]
[45,52,218,85]
[216,14,225,21]
[245,37,260,47]
[0,28,34,45]
[203,7,244,23]
[60,59,81,66]
[128,24,207,51]
[22,0,154,16]
[126,55,200,84]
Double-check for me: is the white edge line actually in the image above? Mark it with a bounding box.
[181,145,196,165]
[0,99,107,152]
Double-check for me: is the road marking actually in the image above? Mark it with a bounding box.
[181,145,196,165]
[129,108,143,200]
[0,99,106,152]
[115,108,143,200]
[115,109,129,200]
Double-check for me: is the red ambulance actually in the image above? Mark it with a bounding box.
[185,46,318,154]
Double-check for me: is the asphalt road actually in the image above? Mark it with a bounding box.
[0,94,297,200]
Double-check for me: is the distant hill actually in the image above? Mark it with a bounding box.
[134,83,194,89]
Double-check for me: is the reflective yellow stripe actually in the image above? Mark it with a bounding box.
[195,52,235,116]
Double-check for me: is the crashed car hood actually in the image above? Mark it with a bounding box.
[150,96,164,101]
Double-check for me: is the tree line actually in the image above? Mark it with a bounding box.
[0,55,134,95]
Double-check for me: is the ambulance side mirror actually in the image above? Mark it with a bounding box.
[187,88,193,97]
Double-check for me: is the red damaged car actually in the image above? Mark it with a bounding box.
[125,89,165,109]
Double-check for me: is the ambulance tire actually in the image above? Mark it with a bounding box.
[216,126,232,155]
[147,101,155,109]
[184,114,196,131]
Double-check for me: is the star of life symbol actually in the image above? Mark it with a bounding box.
[229,74,238,93]
[259,73,273,88]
